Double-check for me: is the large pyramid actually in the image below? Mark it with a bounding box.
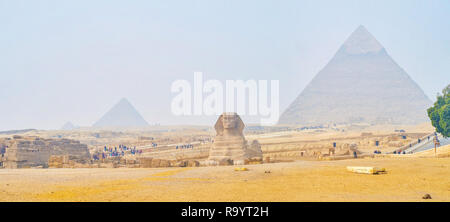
[279,25,432,126]
[93,98,149,127]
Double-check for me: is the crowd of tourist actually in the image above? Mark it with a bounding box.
[93,144,142,160]
[176,144,194,149]
[0,145,6,157]
[91,141,200,161]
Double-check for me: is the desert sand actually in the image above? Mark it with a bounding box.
[1,155,448,202]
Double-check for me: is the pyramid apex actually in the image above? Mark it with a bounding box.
[339,25,384,55]
[61,121,77,130]
[116,98,134,107]
[93,98,149,127]
[352,25,371,37]
[356,24,367,30]
[119,97,129,103]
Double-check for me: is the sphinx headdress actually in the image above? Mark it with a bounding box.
[214,112,245,136]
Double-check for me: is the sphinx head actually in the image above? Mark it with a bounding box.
[222,113,238,129]
[214,112,245,136]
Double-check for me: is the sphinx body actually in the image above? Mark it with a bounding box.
[208,112,263,165]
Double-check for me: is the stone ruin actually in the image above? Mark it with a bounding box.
[88,156,200,169]
[0,135,90,168]
[207,112,263,165]
[135,157,200,168]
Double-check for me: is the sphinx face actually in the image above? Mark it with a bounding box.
[222,114,237,129]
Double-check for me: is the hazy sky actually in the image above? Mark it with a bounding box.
[1,0,449,130]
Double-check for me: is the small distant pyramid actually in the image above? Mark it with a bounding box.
[93,98,149,127]
[279,25,432,125]
[61,121,77,130]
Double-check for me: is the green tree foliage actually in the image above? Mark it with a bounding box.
[427,84,450,137]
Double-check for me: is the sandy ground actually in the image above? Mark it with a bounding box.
[0,157,449,202]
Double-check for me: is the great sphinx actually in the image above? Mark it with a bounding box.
[208,112,263,165]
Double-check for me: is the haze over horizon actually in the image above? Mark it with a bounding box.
[1,0,449,130]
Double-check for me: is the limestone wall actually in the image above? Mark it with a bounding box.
[0,136,90,168]
[136,145,210,160]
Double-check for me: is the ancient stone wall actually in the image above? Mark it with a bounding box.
[0,136,90,168]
